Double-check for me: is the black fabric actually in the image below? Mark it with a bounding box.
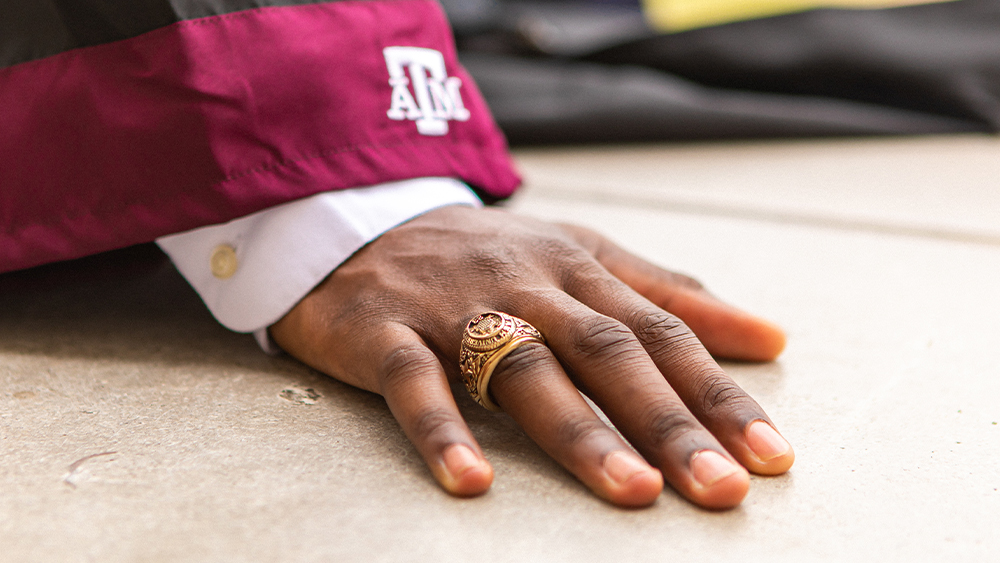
[6,0,998,142]
[451,0,1000,143]
[0,2,73,68]
[591,0,1000,129]
[47,0,180,47]
[0,0,340,69]
[463,52,982,144]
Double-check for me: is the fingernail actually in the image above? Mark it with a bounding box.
[442,443,481,481]
[690,450,741,488]
[746,420,791,462]
[603,450,651,485]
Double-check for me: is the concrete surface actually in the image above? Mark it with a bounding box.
[2,135,999,562]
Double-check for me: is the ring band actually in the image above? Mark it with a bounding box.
[459,311,546,411]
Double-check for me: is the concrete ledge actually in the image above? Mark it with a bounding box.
[3,136,999,561]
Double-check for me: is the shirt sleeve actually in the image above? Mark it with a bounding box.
[155,177,482,352]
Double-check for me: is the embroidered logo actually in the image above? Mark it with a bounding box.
[384,46,471,136]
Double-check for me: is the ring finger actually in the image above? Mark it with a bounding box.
[483,336,664,507]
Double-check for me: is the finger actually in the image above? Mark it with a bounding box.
[558,271,795,477]
[373,324,495,497]
[623,304,794,476]
[271,293,494,496]
[485,340,664,508]
[562,224,786,361]
[513,292,751,509]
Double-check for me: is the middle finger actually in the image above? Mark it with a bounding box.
[508,290,752,509]
[563,270,795,476]
[483,336,664,508]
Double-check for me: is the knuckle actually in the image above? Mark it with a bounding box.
[630,311,702,359]
[530,234,582,263]
[333,291,407,329]
[553,416,609,450]
[642,404,702,446]
[572,317,641,360]
[557,222,601,249]
[463,231,575,280]
[465,246,523,283]
[631,310,689,343]
[378,344,438,394]
[694,374,752,415]
[667,271,705,291]
[411,406,462,442]
[462,237,586,299]
[560,260,617,297]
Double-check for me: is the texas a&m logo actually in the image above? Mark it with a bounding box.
[383,47,470,136]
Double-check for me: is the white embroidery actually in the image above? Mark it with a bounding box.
[384,46,471,136]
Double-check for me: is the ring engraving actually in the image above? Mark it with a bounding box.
[459,311,545,411]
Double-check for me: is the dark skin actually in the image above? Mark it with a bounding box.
[271,205,793,509]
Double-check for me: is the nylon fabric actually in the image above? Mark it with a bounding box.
[0,0,519,274]
[592,0,1000,127]
[447,0,1000,143]
[0,0,348,68]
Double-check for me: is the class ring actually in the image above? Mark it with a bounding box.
[459,311,546,412]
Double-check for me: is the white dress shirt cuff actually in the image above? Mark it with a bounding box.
[156,177,482,351]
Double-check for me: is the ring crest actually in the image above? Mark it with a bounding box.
[463,312,515,352]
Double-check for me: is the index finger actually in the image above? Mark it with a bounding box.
[561,266,795,477]
[562,224,787,361]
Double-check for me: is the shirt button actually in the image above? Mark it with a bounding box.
[210,245,238,279]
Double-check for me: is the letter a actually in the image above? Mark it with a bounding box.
[387,79,421,121]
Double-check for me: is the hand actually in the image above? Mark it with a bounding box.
[270,205,793,509]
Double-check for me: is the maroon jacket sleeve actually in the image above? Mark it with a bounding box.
[0,0,520,274]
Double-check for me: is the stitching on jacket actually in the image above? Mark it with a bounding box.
[221,138,414,184]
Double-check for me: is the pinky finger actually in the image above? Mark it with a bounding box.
[375,324,494,497]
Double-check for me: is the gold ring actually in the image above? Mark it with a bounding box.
[459,311,546,411]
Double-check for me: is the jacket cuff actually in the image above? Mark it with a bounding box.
[156,178,482,339]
